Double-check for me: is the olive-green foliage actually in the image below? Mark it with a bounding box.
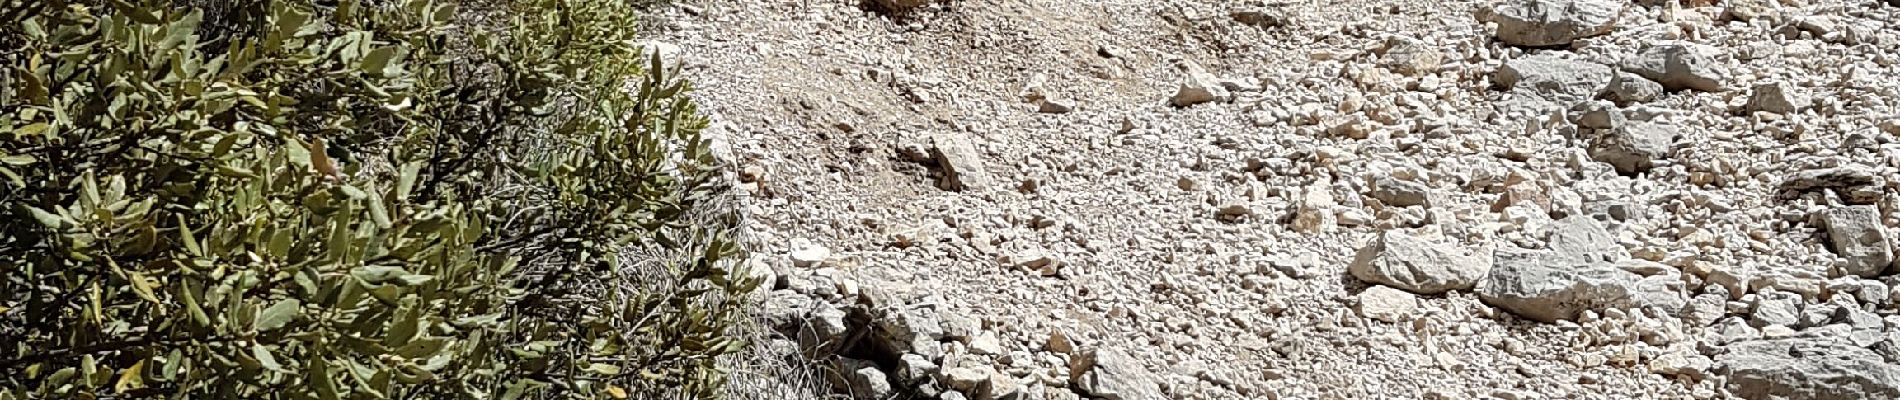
[0,0,758,398]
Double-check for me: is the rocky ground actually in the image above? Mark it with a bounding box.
[648,0,1900,399]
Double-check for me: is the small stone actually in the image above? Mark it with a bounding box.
[1682,294,1726,326]
[1478,216,1683,322]
[1039,98,1075,114]
[1291,185,1337,234]
[1496,54,1615,102]
[1378,36,1443,75]
[1070,349,1164,400]
[1171,62,1231,107]
[1588,121,1676,175]
[1778,167,1884,205]
[1490,0,1624,47]
[969,332,1006,355]
[1621,43,1728,92]
[790,239,831,268]
[1370,176,1433,208]
[1349,231,1491,294]
[899,353,940,384]
[1748,293,1802,328]
[944,366,995,394]
[1046,330,1077,354]
[871,0,938,12]
[1573,101,1624,129]
[931,133,994,191]
[1822,205,1895,277]
[636,40,684,69]
[1493,182,1553,213]
[1746,82,1810,114]
[1724,0,1773,21]
[1358,285,1421,323]
[1231,7,1290,29]
[1217,201,1254,222]
[1219,78,1263,93]
[799,303,851,357]
[1602,72,1665,104]
[851,367,895,399]
[1854,280,1891,305]
[1014,251,1062,276]
[1649,351,1712,380]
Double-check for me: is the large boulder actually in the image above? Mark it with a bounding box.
[1718,339,1900,400]
[1349,231,1491,294]
[1491,0,1624,47]
[1477,216,1683,322]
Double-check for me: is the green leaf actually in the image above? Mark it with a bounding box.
[107,0,162,24]
[584,363,621,375]
[384,306,420,347]
[432,3,458,24]
[0,154,32,165]
[267,228,293,258]
[182,279,211,326]
[162,349,181,381]
[352,266,407,284]
[14,123,50,137]
[359,46,402,77]
[23,206,62,228]
[158,10,203,51]
[254,299,300,332]
[252,343,284,372]
[113,359,144,392]
[337,184,369,200]
[178,215,202,256]
[311,357,340,400]
[125,272,161,305]
[367,192,392,229]
[397,162,421,199]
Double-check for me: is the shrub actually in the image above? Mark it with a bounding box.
[0,0,758,398]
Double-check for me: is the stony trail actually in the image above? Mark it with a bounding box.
[647,0,1900,399]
